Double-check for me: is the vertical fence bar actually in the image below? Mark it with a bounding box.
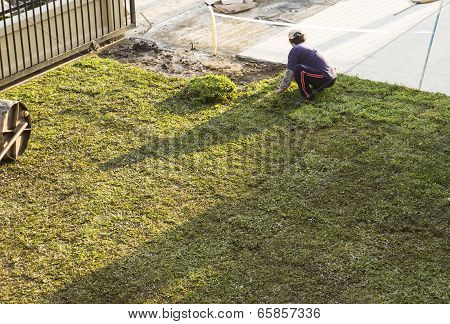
[124,0,127,26]
[8,1,19,74]
[86,0,92,41]
[53,0,60,55]
[0,3,4,77]
[59,0,67,52]
[0,41,3,78]
[106,0,110,34]
[31,0,41,64]
[45,0,54,58]
[130,0,136,26]
[73,0,80,47]
[1,0,12,76]
[37,0,47,61]
[92,0,98,39]
[23,0,33,67]
[16,2,27,69]
[98,0,104,36]
[111,0,116,31]
[66,0,73,49]
[117,0,121,29]
[80,0,86,44]
[0,16,3,78]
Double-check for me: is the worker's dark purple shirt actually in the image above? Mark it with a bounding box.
[287,44,336,78]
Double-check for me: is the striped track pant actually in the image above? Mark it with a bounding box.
[294,64,336,99]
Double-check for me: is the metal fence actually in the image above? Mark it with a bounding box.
[0,0,136,88]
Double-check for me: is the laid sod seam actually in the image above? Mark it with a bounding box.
[0,56,448,303]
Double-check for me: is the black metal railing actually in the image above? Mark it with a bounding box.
[0,0,136,87]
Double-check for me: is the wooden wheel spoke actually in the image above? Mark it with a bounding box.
[0,100,31,162]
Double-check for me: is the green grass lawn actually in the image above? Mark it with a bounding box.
[0,56,448,303]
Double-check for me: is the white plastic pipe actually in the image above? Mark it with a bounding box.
[212,12,434,34]
[207,5,218,56]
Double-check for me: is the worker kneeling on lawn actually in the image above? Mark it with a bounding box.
[278,29,337,99]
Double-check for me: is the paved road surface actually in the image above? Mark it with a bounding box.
[239,0,450,95]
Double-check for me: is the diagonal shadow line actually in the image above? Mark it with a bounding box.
[45,129,315,304]
[99,87,302,171]
[34,112,448,303]
[44,129,448,304]
[42,126,389,304]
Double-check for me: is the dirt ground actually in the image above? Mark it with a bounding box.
[99,38,284,84]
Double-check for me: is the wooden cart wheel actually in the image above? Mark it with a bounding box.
[0,100,32,162]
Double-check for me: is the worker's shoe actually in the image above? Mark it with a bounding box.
[298,94,315,104]
[303,94,315,101]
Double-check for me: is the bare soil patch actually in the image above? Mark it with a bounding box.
[99,38,284,84]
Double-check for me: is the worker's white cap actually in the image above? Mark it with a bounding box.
[288,29,304,40]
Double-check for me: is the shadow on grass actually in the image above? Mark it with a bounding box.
[153,86,217,116]
[44,101,448,303]
[99,88,304,171]
[46,148,449,303]
[47,124,315,303]
[44,163,355,304]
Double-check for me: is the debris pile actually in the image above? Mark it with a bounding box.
[212,0,257,14]
[131,38,161,53]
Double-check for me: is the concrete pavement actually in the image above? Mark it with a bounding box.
[239,0,450,95]
[134,0,340,56]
